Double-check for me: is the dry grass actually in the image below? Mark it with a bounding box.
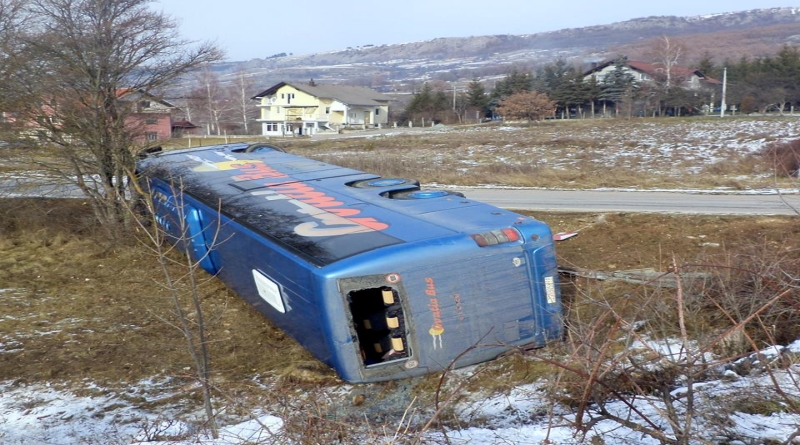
[267,117,800,190]
[0,199,331,388]
[3,200,798,391]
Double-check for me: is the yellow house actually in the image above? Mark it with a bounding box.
[252,81,392,136]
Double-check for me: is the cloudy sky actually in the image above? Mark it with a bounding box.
[155,1,799,61]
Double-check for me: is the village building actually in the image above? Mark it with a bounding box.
[252,81,392,137]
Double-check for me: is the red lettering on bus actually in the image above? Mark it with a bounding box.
[348,217,389,231]
[427,297,443,331]
[268,182,390,232]
[203,158,391,235]
[328,208,360,217]
[272,183,344,208]
[231,162,289,181]
[425,277,437,297]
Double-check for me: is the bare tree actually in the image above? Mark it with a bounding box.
[0,0,31,141]
[192,66,232,136]
[11,0,222,242]
[228,66,257,135]
[130,179,222,438]
[650,35,688,91]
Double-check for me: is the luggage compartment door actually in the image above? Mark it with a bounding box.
[184,206,220,275]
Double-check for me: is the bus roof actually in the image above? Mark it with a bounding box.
[138,143,536,266]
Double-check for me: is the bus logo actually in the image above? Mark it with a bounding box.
[426,278,445,349]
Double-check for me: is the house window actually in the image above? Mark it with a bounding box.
[281,93,284,99]
[375,108,380,115]
[146,132,158,141]
[145,118,158,125]
[139,100,150,108]
[325,107,330,114]
[266,123,279,132]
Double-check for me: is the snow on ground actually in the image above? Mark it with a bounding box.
[323,117,800,183]
[3,337,799,444]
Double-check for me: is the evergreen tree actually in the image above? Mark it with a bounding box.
[583,75,603,118]
[406,83,434,116]
[466,78,489,110]
[695,52,719,79]
[537,59,571,95]
[465,78,489,121]
[492,67,533,100]
[552,68,590,118]
[600,57,638,117]
[405,83,449,123]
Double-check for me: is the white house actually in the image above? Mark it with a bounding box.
[252,81,392,137]
[584,60,721,91]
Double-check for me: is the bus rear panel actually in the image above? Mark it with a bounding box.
[138,142,563,383]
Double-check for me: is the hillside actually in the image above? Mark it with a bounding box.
[207,7,800,90]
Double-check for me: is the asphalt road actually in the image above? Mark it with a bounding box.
[456,189,800,216]
[3,177,800,215]
[0,178,85,199]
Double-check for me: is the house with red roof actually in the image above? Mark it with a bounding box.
[117,89,198,141]
[584,60,721,90]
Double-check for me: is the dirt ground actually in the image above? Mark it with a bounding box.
[537,210,800,272]
[1,198,798,416]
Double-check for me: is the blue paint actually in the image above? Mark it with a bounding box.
[137,142,563,382]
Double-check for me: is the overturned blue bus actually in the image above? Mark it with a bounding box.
[137,142,563,383]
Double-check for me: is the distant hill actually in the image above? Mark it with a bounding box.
[201,7,800,91]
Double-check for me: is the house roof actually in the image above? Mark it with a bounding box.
[116,88,177,108]
[172,120,198,129]
[584,60,721,85]
[252,82,392,106]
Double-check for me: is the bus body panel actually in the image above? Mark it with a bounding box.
[138,142,563,382]
[322,231,562,381]
[149,177,338,363]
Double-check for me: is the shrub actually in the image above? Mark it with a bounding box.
[761,139,800,177]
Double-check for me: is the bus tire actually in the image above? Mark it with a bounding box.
[390,190,465,200]
[244,143,286,153]
[349,178,419,188]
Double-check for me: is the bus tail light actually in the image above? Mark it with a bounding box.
[471,228,520,247]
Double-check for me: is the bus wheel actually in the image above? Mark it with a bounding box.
[244,143,286,153]
[390,190,466,199]
[349,178,419,188]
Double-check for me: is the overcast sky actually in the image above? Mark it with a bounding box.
[154,1,799,61]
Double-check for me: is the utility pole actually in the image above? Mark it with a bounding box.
[720,67,727,118]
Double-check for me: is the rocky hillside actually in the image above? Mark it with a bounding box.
[206,7,800,90]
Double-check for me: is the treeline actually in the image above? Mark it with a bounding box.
[402,44,800,124]
[700,45,800,114]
